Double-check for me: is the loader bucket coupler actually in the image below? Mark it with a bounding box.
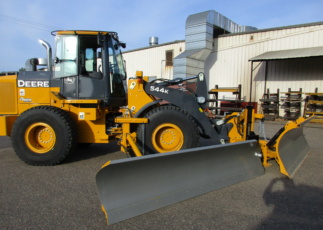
[96,140,264,225]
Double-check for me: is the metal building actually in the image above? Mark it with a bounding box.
[123,40,185,80]
[123,10,323,116]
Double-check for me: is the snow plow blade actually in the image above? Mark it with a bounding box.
[96,140,264,225]
[274,117,313,177]
[277,125,309,177]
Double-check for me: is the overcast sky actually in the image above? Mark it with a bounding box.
[0,0,322,72]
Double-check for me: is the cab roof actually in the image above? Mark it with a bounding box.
[51,30,117,36]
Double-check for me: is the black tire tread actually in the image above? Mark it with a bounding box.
[11,106,76,166]
[137,105,199,154]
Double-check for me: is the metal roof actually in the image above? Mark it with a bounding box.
[220,21,323,38]
[250,46,323,61]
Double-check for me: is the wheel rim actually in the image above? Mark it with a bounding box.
[25,122,56,154]
[152,123,184,152]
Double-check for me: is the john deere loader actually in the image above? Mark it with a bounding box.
[0,31,312,225]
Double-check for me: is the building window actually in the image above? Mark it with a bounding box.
[166,50,173,66]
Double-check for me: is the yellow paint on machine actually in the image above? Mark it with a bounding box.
[0,74,18,114]
[127,72,155,116]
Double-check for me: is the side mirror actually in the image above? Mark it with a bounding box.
[54,57,60,64]
[97,33,104,47]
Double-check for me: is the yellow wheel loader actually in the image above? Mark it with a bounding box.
[0,31,312,225]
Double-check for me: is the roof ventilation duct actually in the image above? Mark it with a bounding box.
[173,10,257,78]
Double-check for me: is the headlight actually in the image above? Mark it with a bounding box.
[216,119,225,125]
[198,72,205,81]
[197,96,206,104]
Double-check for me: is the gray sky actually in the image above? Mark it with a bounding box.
[1,0,322,71]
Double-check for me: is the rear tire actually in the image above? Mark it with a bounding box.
[11,106,76,165]
[137,106,199,154]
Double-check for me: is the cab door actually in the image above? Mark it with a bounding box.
[54,34,106,100]
[78,45,105,99]
[53,35,78,99]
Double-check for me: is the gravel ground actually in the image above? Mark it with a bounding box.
[0,121,322,230]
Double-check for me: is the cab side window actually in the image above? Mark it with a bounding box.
[79,37,102,79]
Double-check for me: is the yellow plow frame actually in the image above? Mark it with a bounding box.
[96,109,313,225]
[259,116,313,177]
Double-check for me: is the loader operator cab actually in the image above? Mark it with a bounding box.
[51,30,127,106]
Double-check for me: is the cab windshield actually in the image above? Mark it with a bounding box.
[107,36,126,97]
[108,37,126,79]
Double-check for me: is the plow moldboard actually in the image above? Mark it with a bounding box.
[278,126,310,177]
[96,140,264,225]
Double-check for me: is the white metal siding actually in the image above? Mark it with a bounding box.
[207,24,323,113]
[122,23,323,115]
[262,57,323,115]
[123,42,185,80]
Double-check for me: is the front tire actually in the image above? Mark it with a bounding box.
[137,106,199,154]
[11,106,76,165]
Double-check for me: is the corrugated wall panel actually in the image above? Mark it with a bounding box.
[123,42,185,80]
[207,23,323,114]
[122,23,323,116]
[264,58,323,115]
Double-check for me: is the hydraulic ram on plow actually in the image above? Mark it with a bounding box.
[96,108,313,225]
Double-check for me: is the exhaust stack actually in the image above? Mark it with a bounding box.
[39,39,53,71]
